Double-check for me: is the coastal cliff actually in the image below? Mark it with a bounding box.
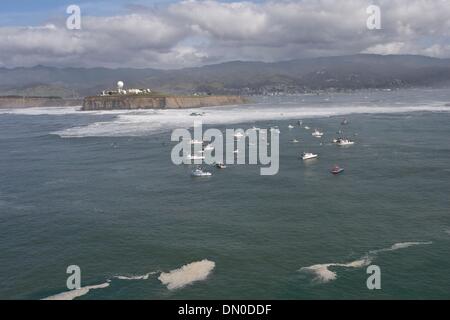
[81,95,248,111]
[0,96,82,108]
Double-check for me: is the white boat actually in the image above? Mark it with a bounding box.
[215,163,227,169]
[186,154,205,160]
[288,125,294,129]
[204,144,215,151]
[304,126,310,130]
[301,152,318,160]
[191,168,212,177]
[270,127,280,134]
[190,139,203,144]
[312,129,324,138]
[234,132,245,138]
[337,138,355,146]
[290,139,300,143]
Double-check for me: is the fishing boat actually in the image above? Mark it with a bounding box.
[186,154,205,160]
[312,129,324,138]
[301,152,318,160]
[331,165,344,174]
[191,168,212,177]
[337,138,355,146]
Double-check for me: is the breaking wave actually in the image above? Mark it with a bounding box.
[52,103,450,138]
[300,241,432,283]
[158,259,215,290]
[42,282,110,300]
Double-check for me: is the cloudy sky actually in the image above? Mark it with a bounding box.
[1,0,449,68]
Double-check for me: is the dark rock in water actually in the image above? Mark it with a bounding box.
[81,95,248,111]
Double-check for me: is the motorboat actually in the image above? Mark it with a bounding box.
[288,125,294,129]
[191,168,212,177]
[270,127,280,134]
[290,139,300,143]
[304,126,310,130]
[331,165,344,174]
[190,139,203,144]
[215,163,227,169]
[336,138,355,146]
[301,152,318,160]
[312,129,324,138]
[186,154,205,160]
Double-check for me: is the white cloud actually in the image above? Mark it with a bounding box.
[0,0,449,68]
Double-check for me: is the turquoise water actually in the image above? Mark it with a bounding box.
[0,89,449,299]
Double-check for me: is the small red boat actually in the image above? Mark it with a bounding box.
[331,165,344,174]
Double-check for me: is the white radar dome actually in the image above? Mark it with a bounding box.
[117,81,124,89]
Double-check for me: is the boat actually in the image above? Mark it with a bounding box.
[203,144,215,151]
[301,152,318,160]
[290,139,300,143]
[297,120,303,126]
[312,129,324,138]
[234,132,245,138]
[288,125,294,129]
[191,168,212,177]
[341,119,349,125]
[190,139,203,144]
[304,126,310,130]
[215,163,227,169]
[186,154,205,160]
[270,127,280,134]
[331,165,344,174]
[190,112,204,117]
[336,138,355,146]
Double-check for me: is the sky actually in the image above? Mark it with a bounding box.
[0,0,449,68]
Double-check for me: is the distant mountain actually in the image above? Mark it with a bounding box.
[1,54,449,97]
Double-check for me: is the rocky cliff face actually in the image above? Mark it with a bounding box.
[0,96,82,108]
[81,95,247,111]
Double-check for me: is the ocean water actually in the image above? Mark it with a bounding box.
[0,88,449,299]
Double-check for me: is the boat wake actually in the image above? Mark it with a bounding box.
[113,271,160,280]
[42,259,215,299]
[300,241,432,283]
[42,281,111,300]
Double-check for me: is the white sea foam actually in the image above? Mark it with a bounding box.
[300,256,372,283]
[300,242,432,283]
[42,282,110,300]
[53,103,450,138]
[158,259,215,290]
[114,271,158,280]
